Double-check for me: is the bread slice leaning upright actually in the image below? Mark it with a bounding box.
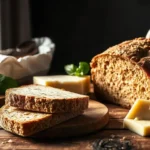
[91,37,150,108]
[0,105,83,137]
[5,84,89,113]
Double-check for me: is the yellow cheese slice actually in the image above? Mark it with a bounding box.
[33,75,90,94]
[124,99,150,136]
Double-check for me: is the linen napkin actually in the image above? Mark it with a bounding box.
[0,37,55,80]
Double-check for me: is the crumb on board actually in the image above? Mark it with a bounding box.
[1,139,13,144]
[8,139,13,143]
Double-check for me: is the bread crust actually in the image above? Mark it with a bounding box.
[91,37,150,108]
[5,84,89,113]
[0,105,83,136]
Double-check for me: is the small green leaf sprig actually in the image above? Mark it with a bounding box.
[64,62,90,76]
[0,74,18,94]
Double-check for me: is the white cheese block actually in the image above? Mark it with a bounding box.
[33,75,90,94]
[124,119,150,136]
[124,99,150,136]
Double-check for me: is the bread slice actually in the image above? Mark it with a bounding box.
[5,84,89,113]
[0,105,83,137]
[90,37,150,108]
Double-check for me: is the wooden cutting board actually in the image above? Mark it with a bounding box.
[32,100,109,138]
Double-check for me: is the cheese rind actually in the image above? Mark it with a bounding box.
[33,75,90,94]
[124,99,150,136]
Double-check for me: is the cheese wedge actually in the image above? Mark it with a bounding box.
[33,75,90,94]
[125,99,150,120]
[124,99,150,136]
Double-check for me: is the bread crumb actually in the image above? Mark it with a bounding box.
[8,139,13,143]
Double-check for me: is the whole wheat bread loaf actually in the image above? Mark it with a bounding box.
[5,84,89,113]
[91,37,150,108]
[0,105,83,137]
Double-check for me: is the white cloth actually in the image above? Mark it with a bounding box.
[0,37,55,79]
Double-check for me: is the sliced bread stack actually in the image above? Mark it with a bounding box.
[0,84,89,137]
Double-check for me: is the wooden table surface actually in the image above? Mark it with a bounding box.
[0,91,150,149]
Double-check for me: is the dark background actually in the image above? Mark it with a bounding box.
[30,0,150,74]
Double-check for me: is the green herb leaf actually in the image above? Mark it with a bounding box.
[0,74,18,94]
[78,62,90,75]
[64,62,90,76]
[64,64,77,75]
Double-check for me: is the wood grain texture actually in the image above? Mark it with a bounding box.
[0,129,150,150]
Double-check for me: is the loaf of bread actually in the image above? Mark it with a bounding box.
[0,105,83,137]
[5,84,89,113]
[90,37,150,108]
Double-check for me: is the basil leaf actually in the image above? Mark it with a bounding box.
[64,62,90,76]
[78,62,90,75]
[74,68,83,76]
[64,64,77,75]
[0,74,18,94]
